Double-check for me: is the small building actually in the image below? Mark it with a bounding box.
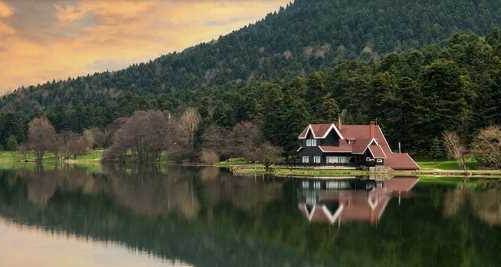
[297,121,419,170]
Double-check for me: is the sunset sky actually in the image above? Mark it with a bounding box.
[0,0,290,94]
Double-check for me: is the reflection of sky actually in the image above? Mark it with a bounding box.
[0,218,191,267]
[0,0,290,94]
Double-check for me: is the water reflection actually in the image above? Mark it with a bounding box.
[0,167,501,266]
[297,177,418,225]
[443,180,501,226]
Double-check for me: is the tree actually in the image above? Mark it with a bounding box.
[421,60,474,136]
[104,110,170,163]
[66,135,90,159]
[429,137,445,160]
[442,132,468,173]
[83,128,105,149]
[248,142,283,170]
[472,126,501,169]
[199,149,220,165]
[319,94,339,123]
[26,116,57,163]
[5,135,18,151]
[229,121,263,157]
[179,107,201,150]
[201,125,230,158]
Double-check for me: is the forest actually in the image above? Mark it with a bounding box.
[1,0,501,160]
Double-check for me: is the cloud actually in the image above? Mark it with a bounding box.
[0,0,290,94]
[0,1,13,18]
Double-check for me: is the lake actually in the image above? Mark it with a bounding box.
[0,166,500,267]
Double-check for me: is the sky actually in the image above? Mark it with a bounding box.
[0,0,290,94]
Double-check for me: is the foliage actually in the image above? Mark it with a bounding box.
[199,149,220,165]
[442,131,468,172]
[2,0,501,158]
[472,126,501,169]
[5,135,17,151]
[104,110,171,163]
[26,116,57,163]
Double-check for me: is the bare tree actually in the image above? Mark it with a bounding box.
[104,110,170,163]
[83,128,105,149]
[26,116,57,163]
[442,131,468,174]
[67,135,90,159]
[472,126,501,169]
[247,142,283,170]
[199,149,220,164]
[104,117,129,148]
[200,121,282,168]
[179,107,201,149]
[201,125,230,158]
[229,121,263,157]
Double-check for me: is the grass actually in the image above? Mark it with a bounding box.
[216,158,250,167]
[0,150,104,172]
[417,158,478,170]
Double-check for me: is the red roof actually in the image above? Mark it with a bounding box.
[298,124,333,139]
[368,143,386,158]
[384,153,420,170]
[298,122,420,170]
[319,145,352,153]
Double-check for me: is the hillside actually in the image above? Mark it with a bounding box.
[2,0,501,154]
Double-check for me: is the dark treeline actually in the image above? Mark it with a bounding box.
[1,31,501,159]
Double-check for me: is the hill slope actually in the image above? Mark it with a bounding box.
[2,0,501,151]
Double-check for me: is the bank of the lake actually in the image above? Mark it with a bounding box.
[220,159,501,179]
[2,151,501,179]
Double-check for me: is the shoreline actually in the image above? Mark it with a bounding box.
[1,151,501,179]
[223,164,501,179]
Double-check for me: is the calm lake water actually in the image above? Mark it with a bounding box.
[0,166,500,267]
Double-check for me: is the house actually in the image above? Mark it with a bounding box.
[297,121,419,170]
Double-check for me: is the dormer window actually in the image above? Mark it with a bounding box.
[306,139,317,147]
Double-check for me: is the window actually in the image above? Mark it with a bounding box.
[314,156,321,164]
[302,156,310,164]
[376,158,383,163]
[306,139,317,147]
[326,156,350,164]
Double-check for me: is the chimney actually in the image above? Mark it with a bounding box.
[370,121,376,139]
[338,115,342,129]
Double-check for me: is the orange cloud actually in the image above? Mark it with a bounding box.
[0,0,290,94]
[0,1,13,18]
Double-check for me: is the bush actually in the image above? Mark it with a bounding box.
[472,126,501,169]
[199,149,220,164]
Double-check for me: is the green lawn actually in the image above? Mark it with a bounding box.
[417,159,478,170]
[0,150,103,172]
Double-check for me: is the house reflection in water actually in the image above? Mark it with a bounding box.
[297,177,418,225]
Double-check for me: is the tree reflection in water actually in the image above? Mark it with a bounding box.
[0,167,501,266]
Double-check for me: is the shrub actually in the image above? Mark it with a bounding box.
[472,126,501,169]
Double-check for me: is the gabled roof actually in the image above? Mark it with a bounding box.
[298,122,420,170]
[367,142,386,158]
[298,123,344,140]
[338,124,393,155]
